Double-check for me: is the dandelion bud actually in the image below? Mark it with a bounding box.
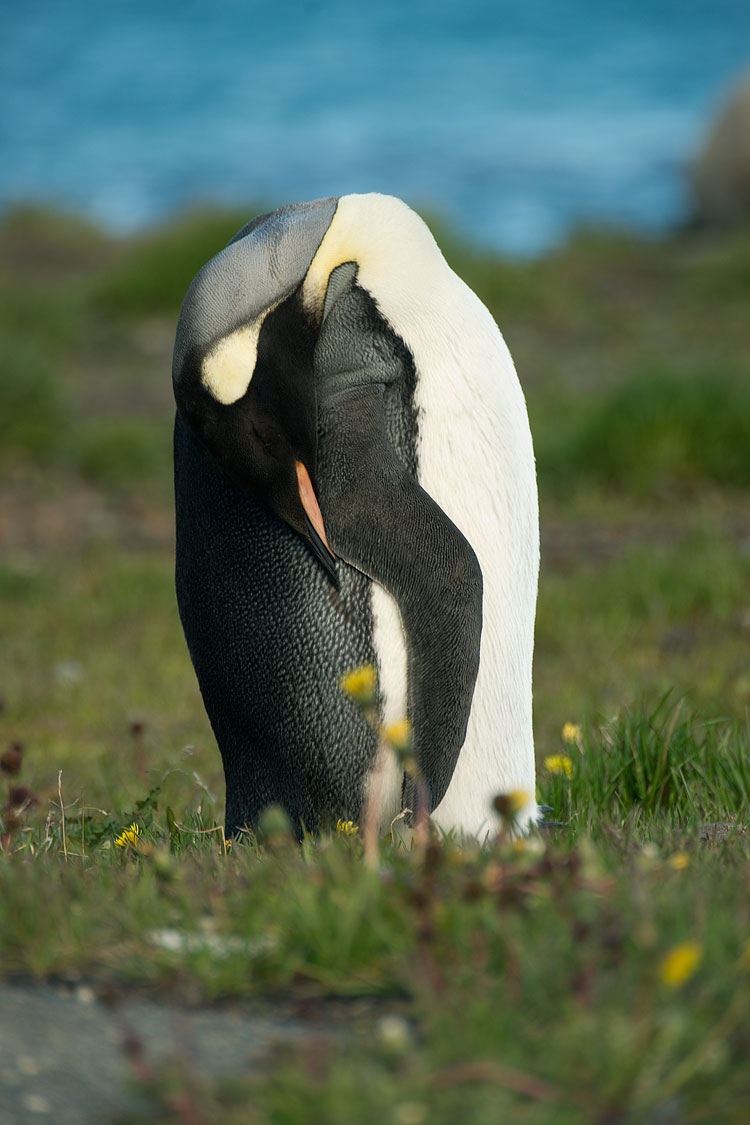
[9,785,34,808]
[151,848,176,881]
[1,743,22,777]
[336,819,359,837]
[384,719,411,752]
[561,722,582,743]
[659,942,703,988]
[401,754,418,778]
[493,790,530,820]
[544,754,573,778]
[339,664,377,707]
[4,809,21,832]
[258,804,294,846]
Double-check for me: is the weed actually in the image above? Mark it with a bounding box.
[538,698,750,830]
[534,367,750,493]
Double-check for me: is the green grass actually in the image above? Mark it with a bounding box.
[2,717,749,1121]
[533,367,750,493]
[539,698,750,829]
[533,517,750,748]
[0,546,214,813]
[90,207,253,317]
[0,283,72,461]
[2,204,750,1121]
[72,417,174,490]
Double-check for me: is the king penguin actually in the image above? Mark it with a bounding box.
[172,194,540,840]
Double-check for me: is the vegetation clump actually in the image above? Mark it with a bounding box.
[1,715,748,1122]
[1,205,749,1120]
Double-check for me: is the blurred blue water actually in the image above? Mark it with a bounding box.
[2,0,748,254]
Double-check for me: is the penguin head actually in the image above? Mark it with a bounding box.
[173,198,340,578]
[173,193,449,582]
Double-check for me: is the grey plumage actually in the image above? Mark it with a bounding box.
[174,413,378,836]
[173,198,338,382]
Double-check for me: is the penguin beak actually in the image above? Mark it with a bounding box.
[296,460,338,586]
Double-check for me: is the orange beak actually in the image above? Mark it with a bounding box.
[295,461,336,579]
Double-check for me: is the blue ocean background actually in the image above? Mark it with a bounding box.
[2,0,749,255]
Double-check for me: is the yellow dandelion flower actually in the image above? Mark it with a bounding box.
[336,819,359,836]
[384,718,411,751]
[659,941,703,988]
[339,663,377,706]
[493,790,531,820]
[115,822,142,850]
[561,722,582,743]
[668,851,690,870]
[544,754,573,779]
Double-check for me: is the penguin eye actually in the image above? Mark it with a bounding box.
[250,419,279,460]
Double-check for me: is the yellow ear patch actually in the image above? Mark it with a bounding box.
[201,316,268,405]
[302,197,365,315]
[302,194,443,319]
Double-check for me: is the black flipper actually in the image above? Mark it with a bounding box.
[314,277,483,814]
